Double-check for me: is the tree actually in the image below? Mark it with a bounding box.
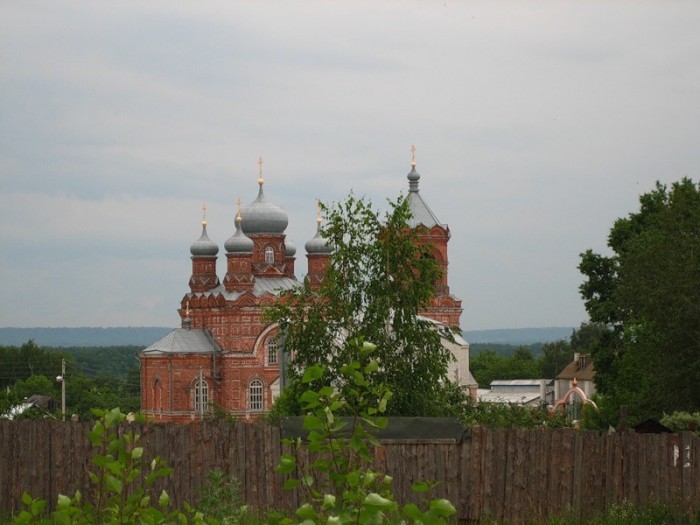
[268,194,467,417]
[579,178,700,423]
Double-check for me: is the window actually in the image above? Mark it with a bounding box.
[194,378,209,413]
[265,247,274,264]
[152,377,162,414]
[249,379,264,411]
[266,337,278,365]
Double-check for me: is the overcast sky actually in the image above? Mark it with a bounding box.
[1,1,699,331]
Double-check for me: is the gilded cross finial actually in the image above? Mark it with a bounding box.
[316,199,322,224]
[202,203,207,225]
[257,156,264,186]
[185,300,191,317]
[236,197,242,221]
[410,144,417,167]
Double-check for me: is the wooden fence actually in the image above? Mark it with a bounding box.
[1,421,698,523]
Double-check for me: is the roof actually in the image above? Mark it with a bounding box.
[477,389,544,405]
[141,328,223,355]
[405,165,447,230]
[406,190,446,230]
[188,276,300,302]
[556,355,596,381]
[491,379,554,388]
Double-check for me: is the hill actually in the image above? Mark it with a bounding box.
[462,327,574,345]
[0,327,172,347]
[1,325,575,347]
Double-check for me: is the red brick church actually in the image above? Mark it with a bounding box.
[140,157,472,421]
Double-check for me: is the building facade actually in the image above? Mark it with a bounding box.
[140,159,472,421]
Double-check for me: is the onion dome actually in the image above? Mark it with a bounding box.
[285,240,297,257]
[225,212,254,254]
[240,158,289,235]
[305,216,333,255]
[190,207,219,256]
[405,145,445,229]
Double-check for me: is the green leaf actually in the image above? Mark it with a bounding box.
[303,414,323,431]
[30,498,46,516]
[302,365,324,383]
[105,474,123,494]
[283,478,301,490]
[402,502,422,520]
[361,341,377,354]
[57,494,71,509]
[104,407,123,428]
[277,454,296,474]
[295,503,317,519]
[21,492,32,506]
[364,359,379,373]
[131,446,144,459]
[429,498,457,516]
[411,481,430,493]
[159,490,170,508]
[363,492,395,509]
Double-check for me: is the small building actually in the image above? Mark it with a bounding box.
[1,395,57,420]
[477,379,554,406]
[554,353,596,401]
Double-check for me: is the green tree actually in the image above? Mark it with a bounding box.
[579,178,700,423]
[469,348,540,388]
[537,340,573,379]
[268,194,467,417]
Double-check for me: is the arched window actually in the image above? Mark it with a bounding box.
[152,377,163,415]
[249,379,264,411]
[265,246,274,264]
[194,378,209,413]
[266,336,278,365]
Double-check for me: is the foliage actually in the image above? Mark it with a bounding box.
[196,470,248,524]
[470,349,540,388]
[267,193,467,417]
[277,338,457,524]
[0,341,69,389]
[47,345,143,381]
[579,178,700,424]
[462,400,567,429]
[13,408,209,524]
[468,342,545,358]
[0,341,140,421]
[660,411,700,433]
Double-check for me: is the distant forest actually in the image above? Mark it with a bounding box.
[0,326,574,347]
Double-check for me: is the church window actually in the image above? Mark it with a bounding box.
[249,379,263,411]
[194,378,209,413]
[265,247,274,264]
[266,337,278,365]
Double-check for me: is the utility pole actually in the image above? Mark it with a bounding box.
[56,359,66,421]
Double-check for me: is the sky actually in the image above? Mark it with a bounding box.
[1,1,699,331]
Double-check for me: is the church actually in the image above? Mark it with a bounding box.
[139,156,475,422]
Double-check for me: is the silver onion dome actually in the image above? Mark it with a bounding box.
[240,172,288,235]
[305,220,333,255]
[285,240,297,257]
[190,221,219,257]
[224,215,254,254]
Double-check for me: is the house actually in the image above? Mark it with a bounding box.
[1,395,57,420]
[554,353,596,401]
[140,156,477,421]
[477,379,554,406]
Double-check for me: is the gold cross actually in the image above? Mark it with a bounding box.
[410,144,417,167]
[257,156,265,185]
[202,203,207,225]
[236,197,242,220]
[316,199,322,223]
